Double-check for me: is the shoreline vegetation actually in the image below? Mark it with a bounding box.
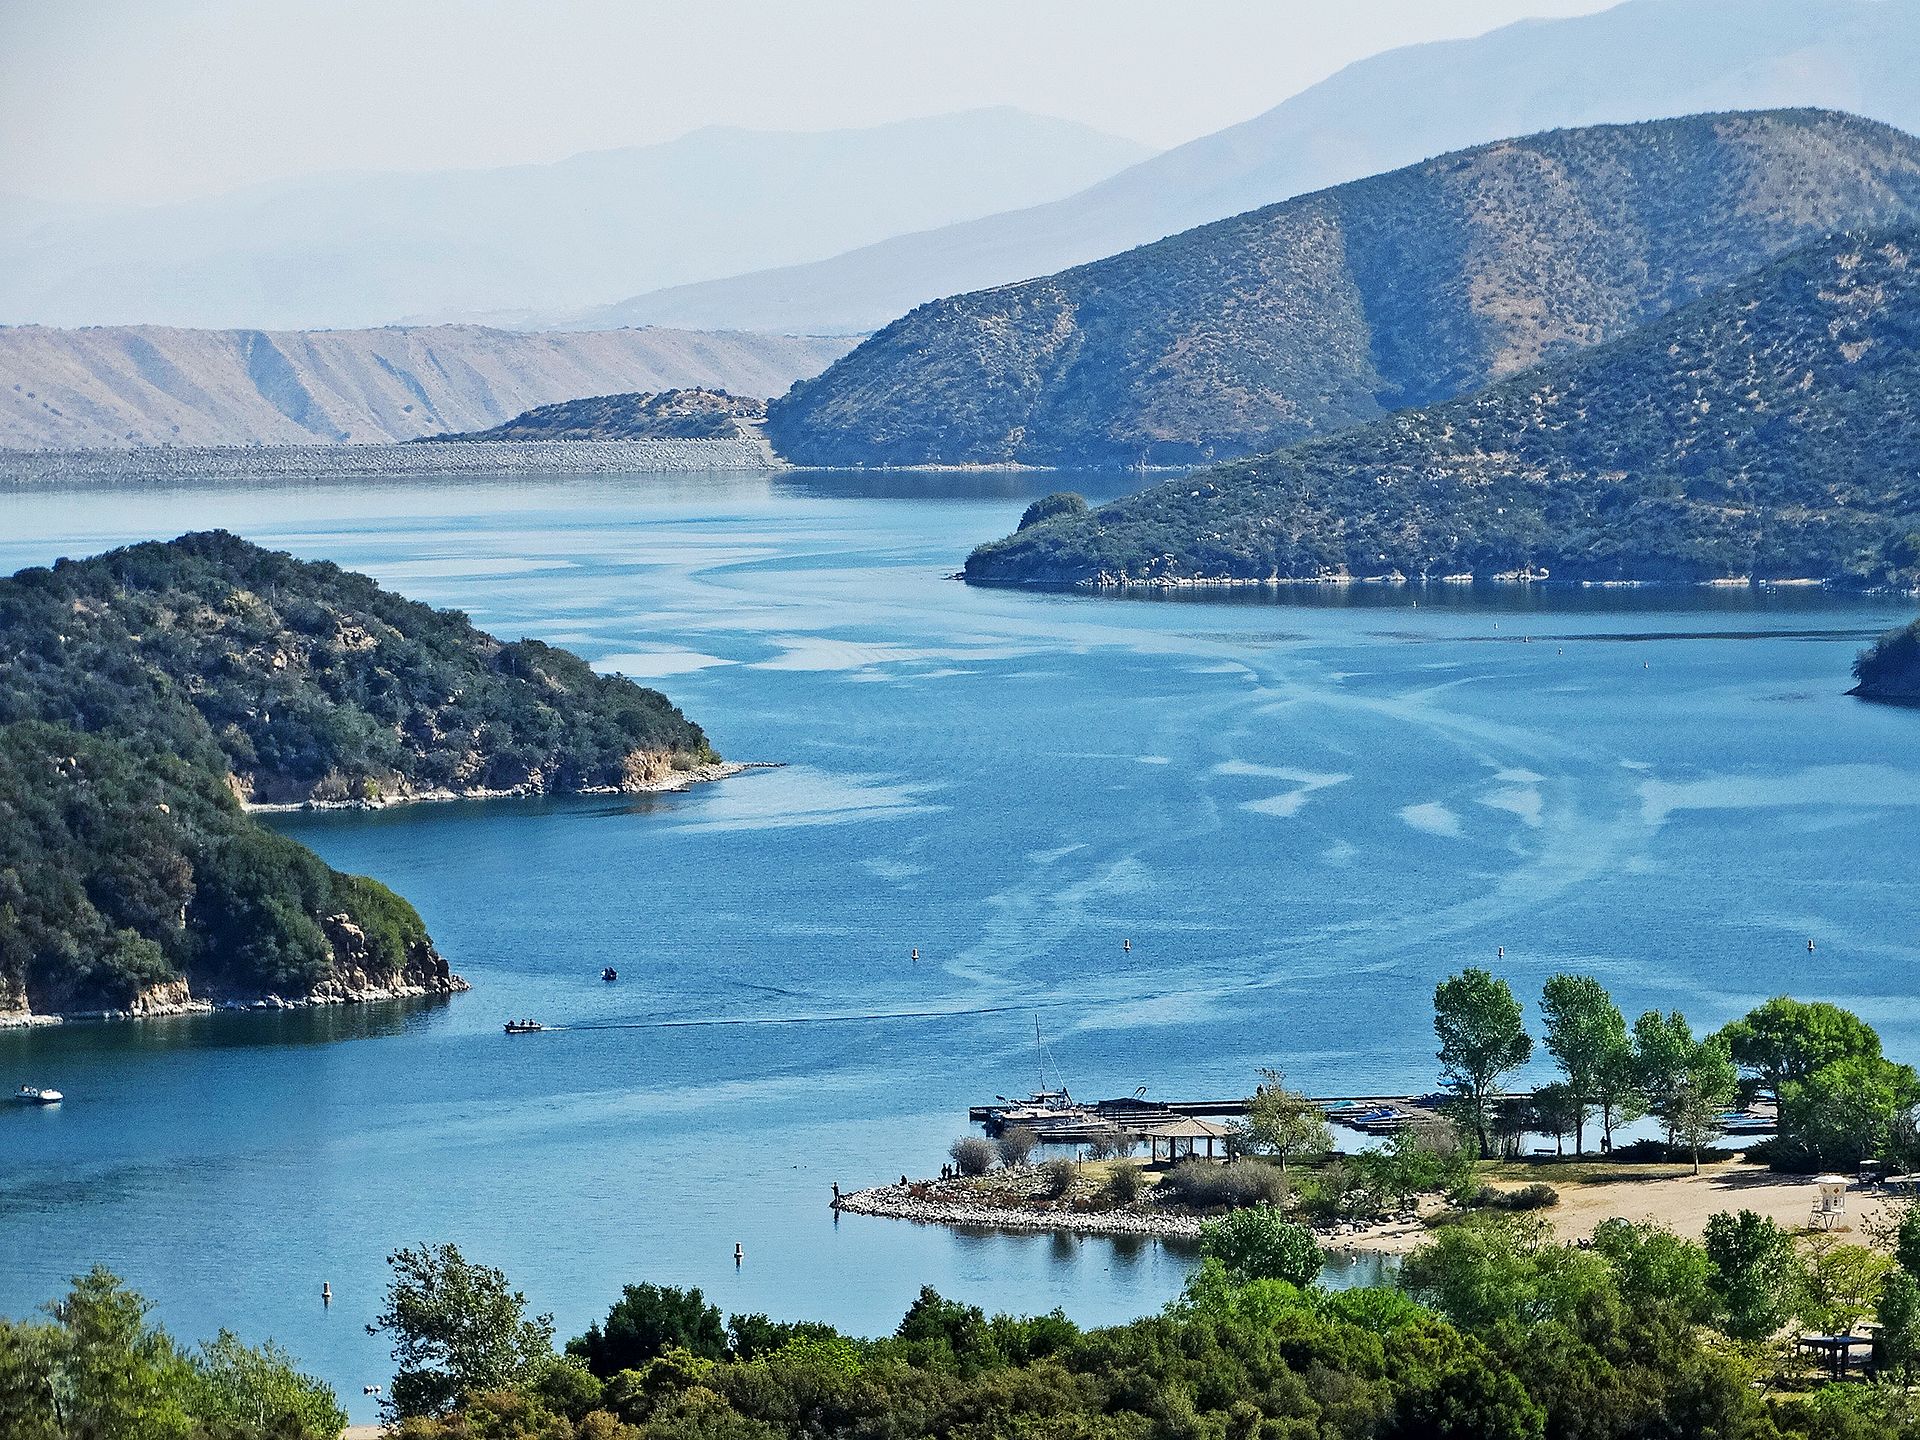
[841,977,1920,1265]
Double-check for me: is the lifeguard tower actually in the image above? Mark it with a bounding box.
[1811,1175,1849,1229]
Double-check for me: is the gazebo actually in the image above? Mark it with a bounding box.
[1143,1116,1234,1166]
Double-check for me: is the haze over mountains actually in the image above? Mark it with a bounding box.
[769,110,1920,468]
[590,0,1920,336]
[966,228,1920,589]
[0,326,851,449]
[0,110,1150,331]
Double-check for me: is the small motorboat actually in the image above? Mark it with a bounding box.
[601,967,618,983]
[502,1019,545,1034]
[15,1085,63,1105]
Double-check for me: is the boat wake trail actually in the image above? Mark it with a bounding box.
[544,999,1078,1033]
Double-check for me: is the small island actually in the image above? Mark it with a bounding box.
[1853,618,1920,703]
[0,531,730,1023]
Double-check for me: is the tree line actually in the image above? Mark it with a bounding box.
[1432,969,1920,1173]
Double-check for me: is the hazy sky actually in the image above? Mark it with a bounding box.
[1,0,1623,205]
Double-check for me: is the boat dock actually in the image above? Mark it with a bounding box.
[969,1092,1458,1144]
[969,1091,1779,1147]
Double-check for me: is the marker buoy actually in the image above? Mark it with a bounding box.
[911,947,919,963]
[734,1243,744,1265]
[322,1283,332,1306]
[1123,938,1132,953]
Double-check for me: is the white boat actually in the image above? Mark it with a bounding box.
[15,1085,62,1105]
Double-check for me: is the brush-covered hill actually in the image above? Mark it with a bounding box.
[423,388,764,442]
[769,110,1920,469]
[0,531,716,805]
[0,721,455,1017]
[0,532,721,1018]
[965,230,1920,589]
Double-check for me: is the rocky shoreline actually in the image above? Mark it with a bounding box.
[0,973,468,1030]
[245,759,751,813]
[832,1173,1432,1255]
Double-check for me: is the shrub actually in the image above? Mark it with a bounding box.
[1468,1183,1559,1211]
[1038,1159,1077,1201]
[949,1137,995,1177]
[995,1127,1038,1168]
[1016,492,1089,530]
[1102,1160,1145,1206]
[1199,1206,1325,1286]
[1156,1159,1289,1212]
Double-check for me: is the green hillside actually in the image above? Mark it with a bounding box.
[422,387,764,442]
[0,530,714,805]
[967,230,1920,588]
[0,533,718,1015]
[769,109,1920,468]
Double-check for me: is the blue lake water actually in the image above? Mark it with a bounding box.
[3,466,1919,1417]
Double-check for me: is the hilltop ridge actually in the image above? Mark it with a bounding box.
[769,110,1920,468]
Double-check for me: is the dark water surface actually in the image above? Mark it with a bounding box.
[3,467,1918,1415]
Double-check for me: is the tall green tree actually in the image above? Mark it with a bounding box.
[1778,1053,1920,1171]
[1633,1009,1735,1168]
[1703,1210,1800,1343]
[567,1283,728,1377]
[369,1243,556,1419]
[1435,968,1532,1159]
[1717,997,1884,1100]
[1539,974,1627,1155]
[1241,1067,1333,1176]
[185,1330,346,1437]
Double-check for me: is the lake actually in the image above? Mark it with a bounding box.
[3,465,1918,1417]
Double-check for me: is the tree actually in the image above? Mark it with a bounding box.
[1539,974,1627,1155]
[1671,1041,1739,1175]
[186,1330,348,1437]
[1434,968,1532,1159]
[0,1269,194,1440]
[1589,1219,1714,1322]
[1197,1206,1324,1287]
[1796,1233,1892,1336]
[368,1243,556,1419]
[1718,997,1885,1100]
[1776,1053,1920,1171]
[1399,1213,1611,1330]
[1528,1082,1582,1157]
[1634,1010,1735,1169]
[1878,1270,1920,1381]
[1241,1068,1333,1176]
[1591,1035,1645,1153]
[567,1283,727,1377]
[1703,1210,1800,1343]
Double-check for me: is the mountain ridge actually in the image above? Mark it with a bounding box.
[0,324,852,449]
[767,109,1920,468]
[580,0,1920,335]
[0,109,1150,330]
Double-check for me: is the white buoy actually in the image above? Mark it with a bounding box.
[322,1283,331,1306]
[734,1242,744,1265]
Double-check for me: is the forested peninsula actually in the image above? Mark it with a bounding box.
[0,531,721,1020]
[968,230,1920,589]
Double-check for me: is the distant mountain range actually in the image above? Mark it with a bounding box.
[582,0,1920,336]
[0,110,1150,330]
[0,326,852,449]
[965,229,1920,589]
[768,109,1920,468]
